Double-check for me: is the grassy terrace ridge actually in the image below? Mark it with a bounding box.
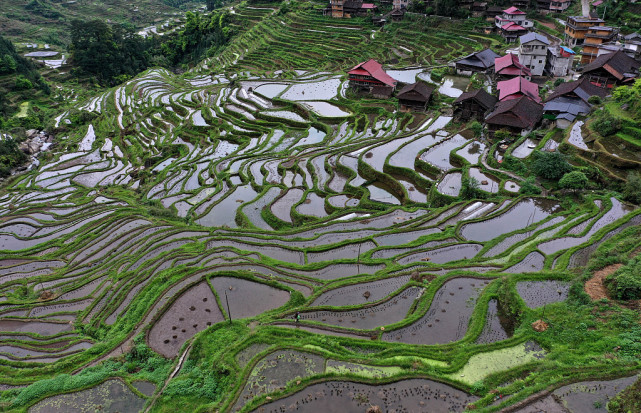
[0,1,640,412]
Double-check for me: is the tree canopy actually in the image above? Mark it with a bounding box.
[70,20,154,86]
[531,151,573,181]
[559,171,588,192]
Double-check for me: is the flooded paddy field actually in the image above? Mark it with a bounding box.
[1,27,640,412]
[253,378,477,412]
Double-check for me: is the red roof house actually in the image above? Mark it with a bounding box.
[494,54,531,78]
[497,76,541,102]
[348,59,397,91]
[502,6,526,14]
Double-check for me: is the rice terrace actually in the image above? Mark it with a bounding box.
[1,0,641,411]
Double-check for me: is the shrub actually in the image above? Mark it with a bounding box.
[606,257,641,300]
[494,129,513,142]
[14,75,33,90]
[559,171,588,192]
[519,176,541,195]
[469,121,482,138]
[592,112,621,137]
[587,95,602,105]
[553,78,565,87]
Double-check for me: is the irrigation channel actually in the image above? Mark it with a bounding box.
[1,32,640,412]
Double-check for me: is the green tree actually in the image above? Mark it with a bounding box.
[14,76,33,90]
[0,55,17,74]
[70,20,152,86]
[559,171,588,192]
[531,151,573,181]
[0,137,27,177]
[623,171,641,204]
[434,0,457,16]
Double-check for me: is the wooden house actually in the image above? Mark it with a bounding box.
[494,53,531,80]
[454,48,500,75]
[497,76,541,103]
[348,59,397,92]
[397,82,434,111]
[581,26,618,64]
[543,77,608,128]
[580,50,640,88]
[485,95,543,137]
[453,89,497,121]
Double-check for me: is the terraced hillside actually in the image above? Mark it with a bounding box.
[0,0,198,45]
[0,3,640,413]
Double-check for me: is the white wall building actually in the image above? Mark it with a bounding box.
[518,32,550,76]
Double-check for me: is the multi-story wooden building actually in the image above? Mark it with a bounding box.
[327,0,377,17]
[580,26,618,64]
[564,15,606,47]
[348,59,397,92]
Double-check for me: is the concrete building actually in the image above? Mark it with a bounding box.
[546,46,575,77]
[623,32,641,63]
[518,32,550,76]
[495,7,533,43]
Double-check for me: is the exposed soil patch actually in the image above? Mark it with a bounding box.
[585,264,622,301]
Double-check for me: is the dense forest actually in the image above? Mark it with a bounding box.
[69,10,235,86]
[0,36,50,123]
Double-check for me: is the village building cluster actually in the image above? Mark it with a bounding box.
[337,0,640,142]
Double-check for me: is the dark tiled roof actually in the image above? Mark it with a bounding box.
[455,48,501,69]
[519,32,550,45]
[396,82,434,101]
[453,88,497,110]
[581,50,640,80]
[545,77,608,103]
[485,96,543,129]
[343,0,364,9]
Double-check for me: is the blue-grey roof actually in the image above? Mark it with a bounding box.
[543,96,590,116]
[519,32,550,45]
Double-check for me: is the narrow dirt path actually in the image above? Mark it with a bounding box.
[584,264,622,301]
